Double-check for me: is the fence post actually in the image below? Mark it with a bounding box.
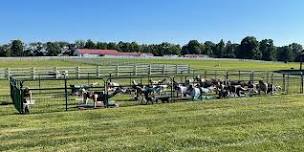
[287,73,290,94]
[300,72,302,94]
[115,65,119,77]
[87,73,90,85]
[266,72,269,83]
[238,70,241,81]
[149,64,152,75]
[105,80,109,108]
[225,71,229,80]
[301,71,304,94]
[133,65,137,76]
[204,70,207,79]
[162,64,165,75]
[32,67,35,80]
[76,67,80,79]
[54,67,58,79]
[215,71,217,79]
[175,64,178,74]
[96,66,100,77]
[171,77,174,102]
[283,74,286,93]
[188,65,191,74]
[64,75,68,111]
[129,73,132,86]
[6,68,10,80]
[38,74,41,94]
[192,70,195,79]
[271,73,274,84]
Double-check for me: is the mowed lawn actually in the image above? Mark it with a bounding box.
[1,58,303,151]
[1,95,304,151]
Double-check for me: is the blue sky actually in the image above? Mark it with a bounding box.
[0,0,303,46]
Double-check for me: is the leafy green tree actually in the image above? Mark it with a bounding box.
[75,40,86,49]
[223,41,237,58]
[170,44,181,55]
[10,40,24,57]
[181,45,189,55]
[289,43,303,61]
[215,39,225,58]
[204,41,216,56]
[238,36,260,59]
[107,42,117,50]
[130,42,140,52]
[96,42,108,50]
[156,42,181,56]
[29,42,45,56]
[0,45,7,56]
[46,42,61,56]
[188,40,201,54]
[277,46,293,62]
[182,40,201,55]
[84,40,96,49]
[117,41,128,52]
[259,39,276,61]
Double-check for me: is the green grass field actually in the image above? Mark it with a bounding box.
[1,95,304,151]
[1,58,304,151]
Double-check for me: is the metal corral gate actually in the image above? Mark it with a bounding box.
[10,78,24,114]
[0,64,191,80]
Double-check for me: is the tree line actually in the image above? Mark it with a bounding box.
[0,36,303,62]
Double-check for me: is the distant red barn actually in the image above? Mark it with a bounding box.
[76,49,119,56]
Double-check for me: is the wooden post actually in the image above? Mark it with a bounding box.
[287,74,290,94]
[171,77,174,102]
[133,65,137,76]
[225,71,229,80]
[271,73,274,84]
[188,65,191,74]
[175,64,178,74]
[300,54,304,94]
[116,65,119,77]
[129,73,132,86]
[64,75,68,111]
[192,70,195,79]
[96,66,100,77]
[238,70,241,81]
[76,67,80,79]
[149,64,152,75]
[283,74,286,93]
[204,70,207,79]
[32,67,35,80]
[87,73,90,85]
[6,68,10,80]
[54,67,58,79]
[162,64,165,75]
[301,71,304,94]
